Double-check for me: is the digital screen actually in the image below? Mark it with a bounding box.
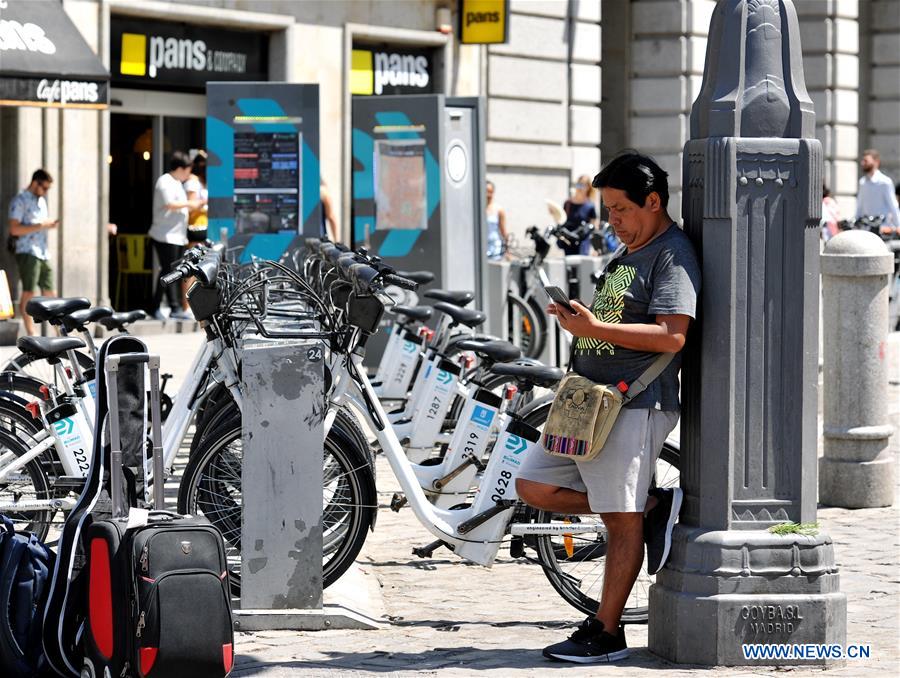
[233,131,302,233]
[374,139,427,231]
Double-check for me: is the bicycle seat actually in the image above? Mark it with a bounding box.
[26,297,91,323]
[17,335,86,361]
[423,289,474,307]
[396,270,435,285]
[489,362,564,389]
[392,305,432,323]
[432,302,486,329]
[99,310,146,331]
[59,306,113,333]
[454,339,521,364]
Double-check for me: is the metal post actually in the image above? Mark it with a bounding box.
[233,326,379,632]
[819,230,895,507]
[649,0,846,665]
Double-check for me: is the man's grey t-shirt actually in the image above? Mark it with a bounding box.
[572,224,700,411]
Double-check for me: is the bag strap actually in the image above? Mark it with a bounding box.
[622,352,676,403]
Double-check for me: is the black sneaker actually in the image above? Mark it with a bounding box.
[644,487,683,574]
[542,617,629,663]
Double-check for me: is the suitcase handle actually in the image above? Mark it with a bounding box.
[106,352,165,518]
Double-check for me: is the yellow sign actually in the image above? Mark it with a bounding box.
[460,0,508,44]
[0,271,14,320]
[350,49,374,95]
[120,33,147,76]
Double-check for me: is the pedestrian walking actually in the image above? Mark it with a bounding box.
[7,169,58,336]
[148,151,204,321]
[856,149,900,229]
[557,174,598,256]
[517,151,700,664]
[320,178,340,242]
[821,185,841,241]
[485,179,507,260]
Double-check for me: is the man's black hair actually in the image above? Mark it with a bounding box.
[31,168,53,184]
[168,150,192,171]
[592,150,669,208]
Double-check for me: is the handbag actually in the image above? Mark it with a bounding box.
[542,352,675,461]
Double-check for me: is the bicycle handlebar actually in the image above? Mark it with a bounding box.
[382,273,419,291]
[161,268,186,286]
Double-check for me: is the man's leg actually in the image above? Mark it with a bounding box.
[516,478,591,514]
[595,511,644,631]
[19,289,35,336]
[16,254,38,336]
[518,479,645,631]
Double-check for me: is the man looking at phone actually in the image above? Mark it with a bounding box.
[8,169,58,336]
[517,151,700,663]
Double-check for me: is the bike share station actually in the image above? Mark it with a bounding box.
[207,82,379,630]
[351,94,486,364]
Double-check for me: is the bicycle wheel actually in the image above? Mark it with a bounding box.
[177,415,376,595]
[0,430,53,540]
[506,293,546,359]
[532,443,681,623]
[189,393,373,471]
[0,395,44,444]
[2,349,94,389]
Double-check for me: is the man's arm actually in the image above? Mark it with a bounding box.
[549,301,691,353]
[883,182,900,227]
[8,217,56,237]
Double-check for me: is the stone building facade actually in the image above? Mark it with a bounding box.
[0,0,897,306]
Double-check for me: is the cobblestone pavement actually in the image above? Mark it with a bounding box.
[6,331,895,676]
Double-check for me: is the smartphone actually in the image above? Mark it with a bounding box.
[544,285,577,314]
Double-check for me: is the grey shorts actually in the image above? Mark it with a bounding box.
[518,407,679,514]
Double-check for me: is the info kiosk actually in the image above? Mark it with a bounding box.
[351,95,486,360]
[206,82,321,262]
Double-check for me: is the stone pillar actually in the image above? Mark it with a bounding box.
[819,231,895,507]
[649,0,846,665]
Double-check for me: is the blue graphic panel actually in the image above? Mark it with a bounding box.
[207,117,234,200]
[352,128,375,200]
[239,232,296,264]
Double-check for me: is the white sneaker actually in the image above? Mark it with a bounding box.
[152,309,167,322]
[171,309,194,320]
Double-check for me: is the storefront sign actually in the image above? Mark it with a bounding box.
[110,18,268,91]
[351,46,434,96]
[0,0,109,108]
[459,0,509,44]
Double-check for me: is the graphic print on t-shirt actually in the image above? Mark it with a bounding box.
[575,264,636,356]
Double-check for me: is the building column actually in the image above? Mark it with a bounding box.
[60,0,103,301]
[484,0,600,244]
[628,0,716,223]
[798,0,860,216]
[865,0,900,182]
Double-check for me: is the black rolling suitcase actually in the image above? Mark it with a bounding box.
[43,335,150,678]
[82,352,234,678]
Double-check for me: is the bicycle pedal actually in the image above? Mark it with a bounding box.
[509,535,525,559]
[390,493,407,512]
[412,539,451,559]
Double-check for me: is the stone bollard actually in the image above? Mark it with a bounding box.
[819,230,895,508]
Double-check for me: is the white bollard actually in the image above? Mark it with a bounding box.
[819,230,895,508]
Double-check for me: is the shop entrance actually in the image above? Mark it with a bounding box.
[108,113,204,311]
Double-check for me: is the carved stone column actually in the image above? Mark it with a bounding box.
[648,0,846,665]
